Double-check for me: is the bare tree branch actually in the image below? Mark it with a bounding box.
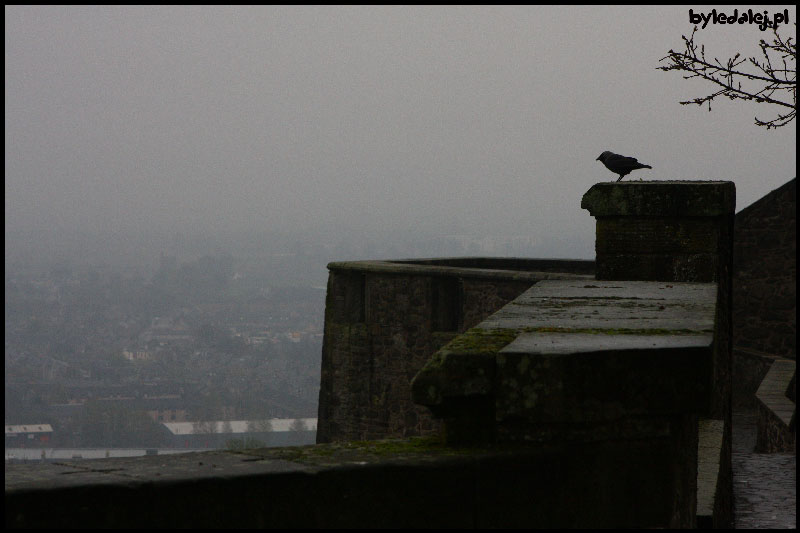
[658,24,796,129]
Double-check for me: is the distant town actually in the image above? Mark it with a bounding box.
[5,231,548,455]
[5,239,328,452]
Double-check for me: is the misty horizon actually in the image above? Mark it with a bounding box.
[7,6,796,278]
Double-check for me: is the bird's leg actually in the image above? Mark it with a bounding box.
[616,175,624,182]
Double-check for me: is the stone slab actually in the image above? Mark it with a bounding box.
[327,260,594,282]
[501,332,712,355]
[480,280,717,333]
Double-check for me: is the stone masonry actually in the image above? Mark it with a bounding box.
[316,258,594,443]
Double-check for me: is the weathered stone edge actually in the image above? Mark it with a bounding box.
[581,181,736,217]
[327,260,594,281]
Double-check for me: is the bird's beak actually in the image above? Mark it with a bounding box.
[595,156,600,161]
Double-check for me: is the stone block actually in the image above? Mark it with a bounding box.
[495,333,712,427]
[413,280,718,443]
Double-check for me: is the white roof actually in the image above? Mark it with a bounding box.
[162,418,317,435]
[5,424,54,434]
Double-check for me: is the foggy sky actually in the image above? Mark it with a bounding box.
[5,5,797,264]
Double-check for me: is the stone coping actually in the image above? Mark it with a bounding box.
[482,279,717,332]
[327,258,595,282]
[389,257,595,273]
[581,181,736,217]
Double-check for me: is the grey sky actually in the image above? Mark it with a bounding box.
[5,5,797,262]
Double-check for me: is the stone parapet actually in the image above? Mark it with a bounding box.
[327,257,595,280]
[410,279,721,527]
[4,435,714,529]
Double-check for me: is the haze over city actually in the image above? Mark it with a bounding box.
[6,5,796,276]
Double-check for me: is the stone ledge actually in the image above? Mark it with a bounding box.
[5,437,695,528]
[756,359,796,452]
[389,257,596,274]
[327,259,595,282]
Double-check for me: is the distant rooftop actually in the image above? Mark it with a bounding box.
[5,424,53,435]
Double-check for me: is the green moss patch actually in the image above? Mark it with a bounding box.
[237,436,487,466]
[444,328,523,355]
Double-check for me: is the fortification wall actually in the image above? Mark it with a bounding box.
[316,259,594,443]
[733,178,796,361]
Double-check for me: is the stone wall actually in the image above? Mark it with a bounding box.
[318,271,453,443]
[316,259,594,443]
[733,178,796,361]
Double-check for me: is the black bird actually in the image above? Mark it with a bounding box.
[596,151,652,181]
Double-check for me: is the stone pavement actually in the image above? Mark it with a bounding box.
[732,409,796,529]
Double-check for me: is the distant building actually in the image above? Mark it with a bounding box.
[161,418,317,449]
[122,350,152,361]
[5,424,54,447]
